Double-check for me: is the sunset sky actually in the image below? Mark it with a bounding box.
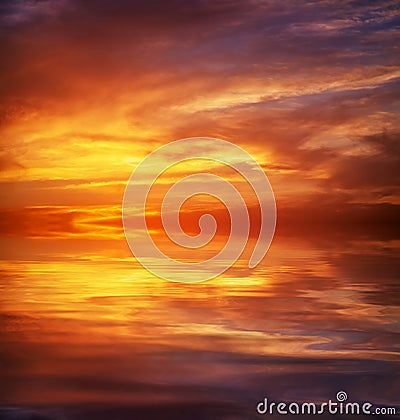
[1,1,399,418]
[1,0,399,240]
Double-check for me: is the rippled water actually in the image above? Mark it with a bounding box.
[1,230,399,419]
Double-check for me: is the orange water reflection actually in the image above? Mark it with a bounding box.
[0,233,399,418]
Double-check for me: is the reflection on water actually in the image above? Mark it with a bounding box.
[0,232,399,419]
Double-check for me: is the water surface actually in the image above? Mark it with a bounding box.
[1,230,399,419]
